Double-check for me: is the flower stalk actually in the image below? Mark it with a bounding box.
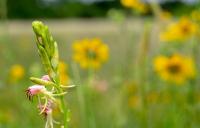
[27,21,73,128]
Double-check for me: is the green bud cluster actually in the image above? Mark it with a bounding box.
[32,21,59,83]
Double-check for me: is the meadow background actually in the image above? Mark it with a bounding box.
[1,0,200,128]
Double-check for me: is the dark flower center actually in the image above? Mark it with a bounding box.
[182,25,190,34]
[167,64,181,74]
[87,50,97,59]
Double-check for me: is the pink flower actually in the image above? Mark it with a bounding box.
[41,75,50,81]
[26,85,46,101]
[38,100,53,117]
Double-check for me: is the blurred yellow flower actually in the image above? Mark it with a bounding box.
[72,38,109,69]
[154,54,196,84]
[9,64,25,82]
[160,11,172,21]
[146,91,159,104]
[59,61,67,74]
[128,95,141,109]
[160,17,198,42]
[120,0,148,13]
[59,61,69,85]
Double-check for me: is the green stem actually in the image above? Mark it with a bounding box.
[72,63,87,128]
[149,0,162,20]
[60,96,68,128]
[54,78,68,128]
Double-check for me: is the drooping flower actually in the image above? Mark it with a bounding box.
[154,54,196,84]
[120,0,148,13]
[26,85,46,101]
[38,100,54,118]
[38,100,54,128]
[72,38,109,69]
[27,74,68,102]
[160,17,198,42]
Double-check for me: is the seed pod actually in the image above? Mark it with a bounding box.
[30,77,56,87]
[51,42,59,71]
[41,32,51,57]
[44,26,54,58]
[38,45,52,74]
[49,36,55,58]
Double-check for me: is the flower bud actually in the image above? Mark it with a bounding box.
[32,21,45,37]
[42,75,50,81]
[30,77,55,87]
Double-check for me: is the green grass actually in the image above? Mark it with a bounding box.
[1,19,200,128]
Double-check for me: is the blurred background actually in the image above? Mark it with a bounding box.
[1,0,200,128]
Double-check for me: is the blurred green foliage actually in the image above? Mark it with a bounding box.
[1,0,200,127]
[7,0,120,18]
[5,0,199,19]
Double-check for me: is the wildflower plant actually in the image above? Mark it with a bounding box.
[120,0,148,13]
[160,17,198,42]
[72,38,109,70]
[26,21,74,128]
[154,54,196,84]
